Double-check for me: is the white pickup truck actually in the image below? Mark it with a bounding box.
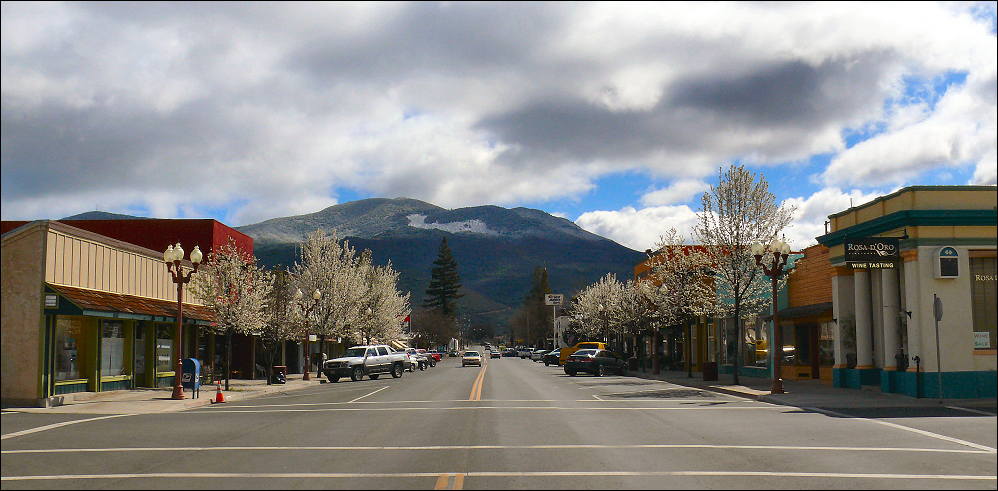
[323,345,408,382]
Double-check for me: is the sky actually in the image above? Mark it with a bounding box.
[2,2,996,253]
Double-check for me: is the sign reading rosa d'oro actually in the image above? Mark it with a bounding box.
[845,237,900,268]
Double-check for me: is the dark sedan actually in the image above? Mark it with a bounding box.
[564,349,628,377]
[543,348,561,366]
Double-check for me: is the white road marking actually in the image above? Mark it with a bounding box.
[802,406,997,453]
[1,413,137,440]
[946,406,997,416]
[3,443,992,455]
[347,386,389,403]
[2,470,994,482]
[195,406,776,413]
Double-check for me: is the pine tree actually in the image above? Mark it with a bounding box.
[422,237,464,317]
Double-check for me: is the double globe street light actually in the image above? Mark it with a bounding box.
[164,243,202,400]
[295,288,321,381]
[752,238,791,395]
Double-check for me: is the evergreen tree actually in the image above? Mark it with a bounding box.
[513,266,553,347]
[422,237,464,317]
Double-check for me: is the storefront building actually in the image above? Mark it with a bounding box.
[2,220,214,406]
[815,186,996,399]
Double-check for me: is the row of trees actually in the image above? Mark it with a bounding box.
[189,229,411,387]
[566,165,795,383]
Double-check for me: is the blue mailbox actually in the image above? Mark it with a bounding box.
[181,358,201,398]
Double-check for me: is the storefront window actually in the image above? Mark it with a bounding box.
[819,322,835,366]
[54,318,84,381]
[100,320,125,377]
[971,256,996,350]
[156,324,174,373]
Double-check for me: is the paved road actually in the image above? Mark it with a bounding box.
[3,346,996,489]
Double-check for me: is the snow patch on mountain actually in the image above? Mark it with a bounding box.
[407,214,500,236]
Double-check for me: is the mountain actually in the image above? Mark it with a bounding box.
[237,198,645,329]
[62,211,147,220]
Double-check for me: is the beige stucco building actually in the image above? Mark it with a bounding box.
[816,186,996,398]
[2,220,211,407]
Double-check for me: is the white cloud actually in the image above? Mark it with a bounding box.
[640,179,709,206]
[575,205,699,252]
[1,2,995,226]
[781,187,888,248]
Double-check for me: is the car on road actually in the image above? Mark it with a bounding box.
[490,350,501,359]
[405,348,429,371]
[502,348,518,357]
[559,341,609,366]
[449,350,460,357]
[543,348,561,366]
[462,351,483,367]
[564,349,628,377]
[530,348,550,362]
[416,349,436,367]
[323,345,407,382]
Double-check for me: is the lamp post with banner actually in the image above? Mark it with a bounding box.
[752,238,791,395]
[164,243,203,400]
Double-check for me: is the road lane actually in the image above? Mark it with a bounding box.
[2,345,994,489]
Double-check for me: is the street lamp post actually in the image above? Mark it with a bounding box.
[752,238,792,395]
[164,243,202,400]
[295,288,321,381]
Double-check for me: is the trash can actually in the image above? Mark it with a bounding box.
[702,361,718,381]
[628,357,639,371]
[181,358,201,398]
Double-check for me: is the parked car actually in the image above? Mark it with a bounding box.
[415,349,436,367]
[518,347,533,359]
[502,348,518,357]
[559,341,609,366]
[427,350,443,362]
[490,350,501,359]
[323,345,407,382]
[449,350,459,357]
[564,349,628,377]
[462,351,483,367]
[405,348,429,371]
[543,348,561,366]
[529,349,550,362]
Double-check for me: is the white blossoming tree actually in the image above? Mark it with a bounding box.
[693,165,794,384]
[570,273,627,345]
[644,228,716,373]
[189,238,273,390]
[259,270,300,385]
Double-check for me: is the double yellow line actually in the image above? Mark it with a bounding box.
[434,473,465,490]
[468,361,487,401]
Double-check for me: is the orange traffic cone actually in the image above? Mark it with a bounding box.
[212,380,225,404]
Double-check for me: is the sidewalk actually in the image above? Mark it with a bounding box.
[3,377,322,414]
[629,367,998,411]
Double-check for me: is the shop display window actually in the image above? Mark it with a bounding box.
[54,318,84,381]
[971,256,996,351]
[156,324,174,373]
[100,320,126,377]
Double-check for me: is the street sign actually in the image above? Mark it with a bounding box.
[545,294,564,306]
[933,296,943,322]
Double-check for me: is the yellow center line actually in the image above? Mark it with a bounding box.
[434,473,450,489]
[434,472,466,489]
[469,362,487,401]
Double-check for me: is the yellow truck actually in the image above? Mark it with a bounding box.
[559,341,609,366]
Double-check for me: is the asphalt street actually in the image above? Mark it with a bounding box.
[2,346,996,489]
